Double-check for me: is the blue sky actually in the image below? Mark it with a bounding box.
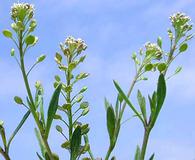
[0,0,195,160]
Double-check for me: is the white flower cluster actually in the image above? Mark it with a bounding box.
[145,42,162,59]
[170,12,192,32]
[65,36,87,53]
[11,2,34,21]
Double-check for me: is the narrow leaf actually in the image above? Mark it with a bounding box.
[7,110,31,152]
[35,128,45,158]
[137,90,147,122]
[149,153,155,160]
[36,152,44,160]
[71,126,82,160]
[156,74,166,114]
[107,106,116,144]
[45,84,62,139]
[134,145,141,160]
[113,80,144,123]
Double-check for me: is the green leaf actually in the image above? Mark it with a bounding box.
[35,128,45,158]
[149,153,155,160]
[0,123,6,150]
[37,54,46,63]
[148,95,155,116]
[137,90,147,122]
[52,153,59,160]
[14,96,23,105]
[107,106,116,145]
[45,84,62,139]
[25,35,36,45]
[179,43,188,53]
[157,36,162,48]
[113,80,144,123]
[111,156,116,160]
[36,152,44,160]
[2,30,12,38]
[7,110,30,152]
[156,74,166,113]
[104,98,110,110]
[71,126,82,160]
[134,145,141,160]
[150,74,166,128]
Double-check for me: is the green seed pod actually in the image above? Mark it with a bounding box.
[14,96,23,104]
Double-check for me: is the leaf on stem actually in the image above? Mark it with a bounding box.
[113,80,144,124]
[157,36,162,48]
[149,153,155,160]
[137,90,147,122]
[35,128,45,158]
[156,74,166,115]
[7,110,30,152]
[71,126,82,160]
[36,152,44,160]
[107,106,116,145]
[45,84,62,139]
[134,145,141,160]
[150,74,166,127]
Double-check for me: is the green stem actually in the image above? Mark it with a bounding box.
[105,145,113,160]
[66,56,73,160]
[105,70,140,160]
[120,72,139,116]
[0,147,10,160]
[18,31,54,160]
[140,128,150,160]
[84,135,95,160]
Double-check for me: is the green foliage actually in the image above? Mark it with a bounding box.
[71,126,82,160]
[46,84,62,139]
[106,106,116,146]
[0,2,194,160]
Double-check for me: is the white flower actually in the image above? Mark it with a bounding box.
[170,12,192,33]
[11,2,34,21]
